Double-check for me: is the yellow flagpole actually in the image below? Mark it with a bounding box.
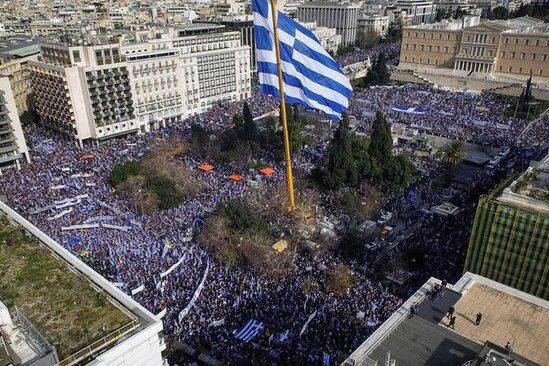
[269,0,296,211]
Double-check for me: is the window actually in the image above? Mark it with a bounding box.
[535,39,539,46]
[511,52,516,58]
[514,38,518,44]
[544,54,548,61]
[72,50,81,63]
[505,38,509,44]
[525,39,529,45]
[540,69,543,75]
[532,53,536,60]
[501,51,506,57]
[519,67,523,73]
[509,66,512,72]
[521,53,525,59]
[499,65,502,71]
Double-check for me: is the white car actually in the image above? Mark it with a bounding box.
[377,212,393,226]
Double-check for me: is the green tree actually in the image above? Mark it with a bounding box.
[483,7,495,20]
[453,6,468,19]
[382,154,415,192]
[376,53,391,85]
[356,29,379,50]
[386,20,403,42]
[323,114,358,189]
[191,124,210,154]
[239,101,260,149]
[145,175,184,209]
[493,6,509,19]
[339,225,364,260]
[351,135,371,180]
[369,111,393,164]
[440,140,465,165]
[109,161,143,187]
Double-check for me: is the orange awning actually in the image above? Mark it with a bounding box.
[259,167,275,176]
[198,164,215,172]
[80,153,94,160]
[229,174,243,182]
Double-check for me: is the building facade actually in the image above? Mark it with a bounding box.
[395,0,436,25]
[29,27,252,144]
[464,155,549,300]
[297,2,360,46]
[0,42,41,115]
[358,14,390,38]
[0,77,29,170]
[399,16,549,78]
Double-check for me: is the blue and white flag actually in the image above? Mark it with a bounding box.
[323,352,331,366]
[252,0,352,120]
[391,105,426,115]
[234,319,264,342]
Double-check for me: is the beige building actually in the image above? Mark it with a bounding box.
[29,25,251,145]
[400,16,549,78]
[0,43,40,116]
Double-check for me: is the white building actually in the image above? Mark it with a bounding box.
[0,77,29,171]
[297,2,360,46]
[395,0,437,24]
[358,14,390,37]
[29,26,252,144]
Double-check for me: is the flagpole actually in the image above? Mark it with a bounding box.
[269,0,296,211]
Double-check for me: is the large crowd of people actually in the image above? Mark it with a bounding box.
[1,70,547,365]
[335,42,401,67]
[350,84,531,147]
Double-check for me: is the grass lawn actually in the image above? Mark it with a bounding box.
[0,216,133,360]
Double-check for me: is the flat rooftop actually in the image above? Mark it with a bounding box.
[500,152,549,211]
[345,273,549,366]
[441,282,549,366]
[0,215,137,362]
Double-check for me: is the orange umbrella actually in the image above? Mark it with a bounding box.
[80,153,94,160]
[229,174,243,182]
[259,167,275,176]
[198,164,215,172]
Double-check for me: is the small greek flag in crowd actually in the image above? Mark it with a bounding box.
[323,352,331,366]
[252,0,352,120]
[234,319,264,342]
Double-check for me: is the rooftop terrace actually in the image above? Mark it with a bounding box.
[345,273,549,366]
[0,215,136,363]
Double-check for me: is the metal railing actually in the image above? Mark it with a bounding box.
[15,306,57,359]
[56,319,140,366]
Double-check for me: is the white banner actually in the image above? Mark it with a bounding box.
[160,254,186,278]
[178,260,210,324]
[112,282,126,288]
[50,185,67,190]
[47,208,73,221]
[131,284,145,295]
[299,309,318,337]
[209,318,225,328]
[61,223,99,231]
[101,223,131,232]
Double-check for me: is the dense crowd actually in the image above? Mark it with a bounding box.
[350,84,530,147]
[1,78,547,365]
[335,42,401,67]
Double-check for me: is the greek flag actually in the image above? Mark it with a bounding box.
[252,0,352,120]
[234,319,264,342]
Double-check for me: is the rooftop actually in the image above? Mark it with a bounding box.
[500,152,549,211]
[441,282,549,365]
[345,273,549,366]
[0,215,137,362]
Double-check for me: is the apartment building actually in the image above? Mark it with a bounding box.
[297,2,360,46]
[399,16,549,78]
[0,42,41,115]
[29,26,251,144]
[0,77,29,170]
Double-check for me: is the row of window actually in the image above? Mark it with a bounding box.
[499,66,544,75]
[404,43,456,53]
[406,32,548,47]
[406,31,456,40]
[504,37,547,46]
[500,51,547,61]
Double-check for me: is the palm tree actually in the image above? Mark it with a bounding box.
[440,140,465,165]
